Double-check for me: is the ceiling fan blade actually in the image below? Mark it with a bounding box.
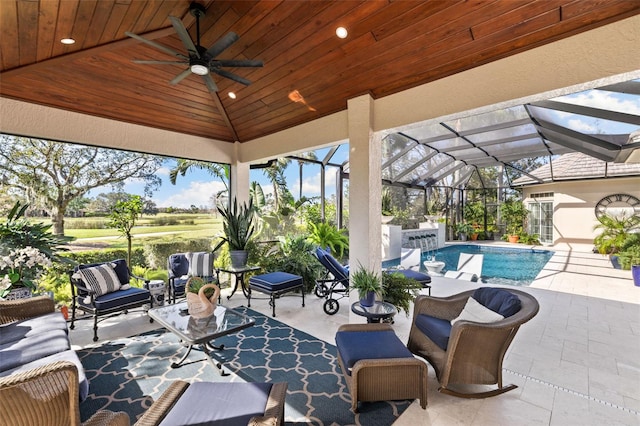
[202,74,219,93]
[205,32,239,58]
[170,68,192,85]
[133,60,187,65]
[211,68,251,86]
[214,59,264,68]
[125,31,187,59]
[168,16,199,58]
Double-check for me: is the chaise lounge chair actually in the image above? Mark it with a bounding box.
[314,247,431,315]
[443,253,483,281]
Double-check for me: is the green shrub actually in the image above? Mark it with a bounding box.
[258,235,322,293]
[66,219,108,229]
[143,238,215,269]
[382,272,422,316]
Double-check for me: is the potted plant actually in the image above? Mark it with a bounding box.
[350,264,382,307]
[615,233,640,285]
[500,198,528,243]
[455,222,474,241]
[593,213,639,269]
[382,271,422,316]
[217,197,256,268]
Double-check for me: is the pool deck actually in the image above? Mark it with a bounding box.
[69,243,640,425]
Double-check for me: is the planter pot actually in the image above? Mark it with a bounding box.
[470,233,479,241]
[4,287,32,300]
[610,255,621,270]
[229,250,249,268]
[508,235,520,243]
[359,291,376,307]
[459,233,468,242]
[632,265,640,287]
[381,215,394,224]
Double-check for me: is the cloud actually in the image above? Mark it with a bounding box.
[560,90,640,114]
[294,170,338,196]
[155,166,171,176]
[155,180,227,208]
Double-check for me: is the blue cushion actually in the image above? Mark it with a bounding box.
[396,269,431,286]
[159,382,273,426]
[335,330,413,375]
[0,312,68,343]
[168,253,189,278]
[316,248,349,280]
[250,272,303,292]
[473,287,521,317]
[169,277,188,294]
[0,329,70,372]
[89,287,150,310]
[414,314,452,351]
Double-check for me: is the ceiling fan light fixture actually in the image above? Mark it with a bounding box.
[190,63,209,75]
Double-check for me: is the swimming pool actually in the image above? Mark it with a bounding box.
[383,244,554,286]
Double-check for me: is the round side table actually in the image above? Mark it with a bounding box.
[351,301,397,323]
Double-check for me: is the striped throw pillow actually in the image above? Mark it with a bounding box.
[187,252,214,277]
[79,263,121,296]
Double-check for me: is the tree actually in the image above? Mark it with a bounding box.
[169,159,229,201]
[107,195,143,266]
[0,136,162,235]
[262,158,291,213]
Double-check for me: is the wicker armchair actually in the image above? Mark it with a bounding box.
[407,288,539,398]
[0,361,129,426]
[134,380,287,426]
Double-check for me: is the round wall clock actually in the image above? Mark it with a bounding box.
[594,193,640,222]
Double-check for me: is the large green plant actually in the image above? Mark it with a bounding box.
[258,235,322,293]
[500,198,528,235]
[464,201,484,225]
[593,213,640,255]
[307,222,349,259]
[350,264,382,300]
[218,198,255,251]
[107,195,142,266]
[382,272,422,316]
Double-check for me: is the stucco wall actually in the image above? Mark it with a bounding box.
[523,177,640,251]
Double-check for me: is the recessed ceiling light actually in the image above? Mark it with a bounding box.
[228,92,237,99]
[60,38,75,45]
[336,27,348,39]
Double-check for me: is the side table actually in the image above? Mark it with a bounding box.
[217,265,261,300]
[351,301,397,323]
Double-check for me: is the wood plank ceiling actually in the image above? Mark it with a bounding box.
[1,0,639,143]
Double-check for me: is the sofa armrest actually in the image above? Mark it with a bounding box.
[249,382,287,426]
[83,410,131,426]
[0,296,55,324]
[134,380,190,426]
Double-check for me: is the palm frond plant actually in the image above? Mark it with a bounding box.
[307,222,349,259]
[382,272,422,316]
[593,213,639,255]
[350,264,382,307]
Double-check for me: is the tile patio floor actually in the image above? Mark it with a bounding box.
[69,247,640,425]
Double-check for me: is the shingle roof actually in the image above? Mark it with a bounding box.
[512,152,640,186]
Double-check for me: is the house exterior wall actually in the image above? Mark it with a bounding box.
[522,177,640,251]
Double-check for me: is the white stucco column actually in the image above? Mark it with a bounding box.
[348,94,382,322]
[230,142,250,206]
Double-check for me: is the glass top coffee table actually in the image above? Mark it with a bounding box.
[148,302,254,375]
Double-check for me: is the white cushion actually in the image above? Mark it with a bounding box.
[79,263,121,296]
[187,252,214,277]
[451,297,504,325]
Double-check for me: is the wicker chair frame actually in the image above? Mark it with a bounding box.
[134,381,288,426]
[407,288,539,398]
[336,323,428,412]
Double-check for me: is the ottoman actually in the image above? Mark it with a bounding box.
[335,323,428,412]
[248,272,305,317]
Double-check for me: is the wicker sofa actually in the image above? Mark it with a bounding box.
[0,296,90,400]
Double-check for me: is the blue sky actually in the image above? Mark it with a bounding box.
[119,145,348,209]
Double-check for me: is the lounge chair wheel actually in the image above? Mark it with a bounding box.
[315,284,328,298]
[323,298,339,315]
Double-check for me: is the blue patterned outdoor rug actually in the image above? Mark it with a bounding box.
[78,307,411,425]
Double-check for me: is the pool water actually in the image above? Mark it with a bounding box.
[383,244,554,286]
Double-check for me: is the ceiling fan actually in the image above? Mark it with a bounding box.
[125,2,263,93]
